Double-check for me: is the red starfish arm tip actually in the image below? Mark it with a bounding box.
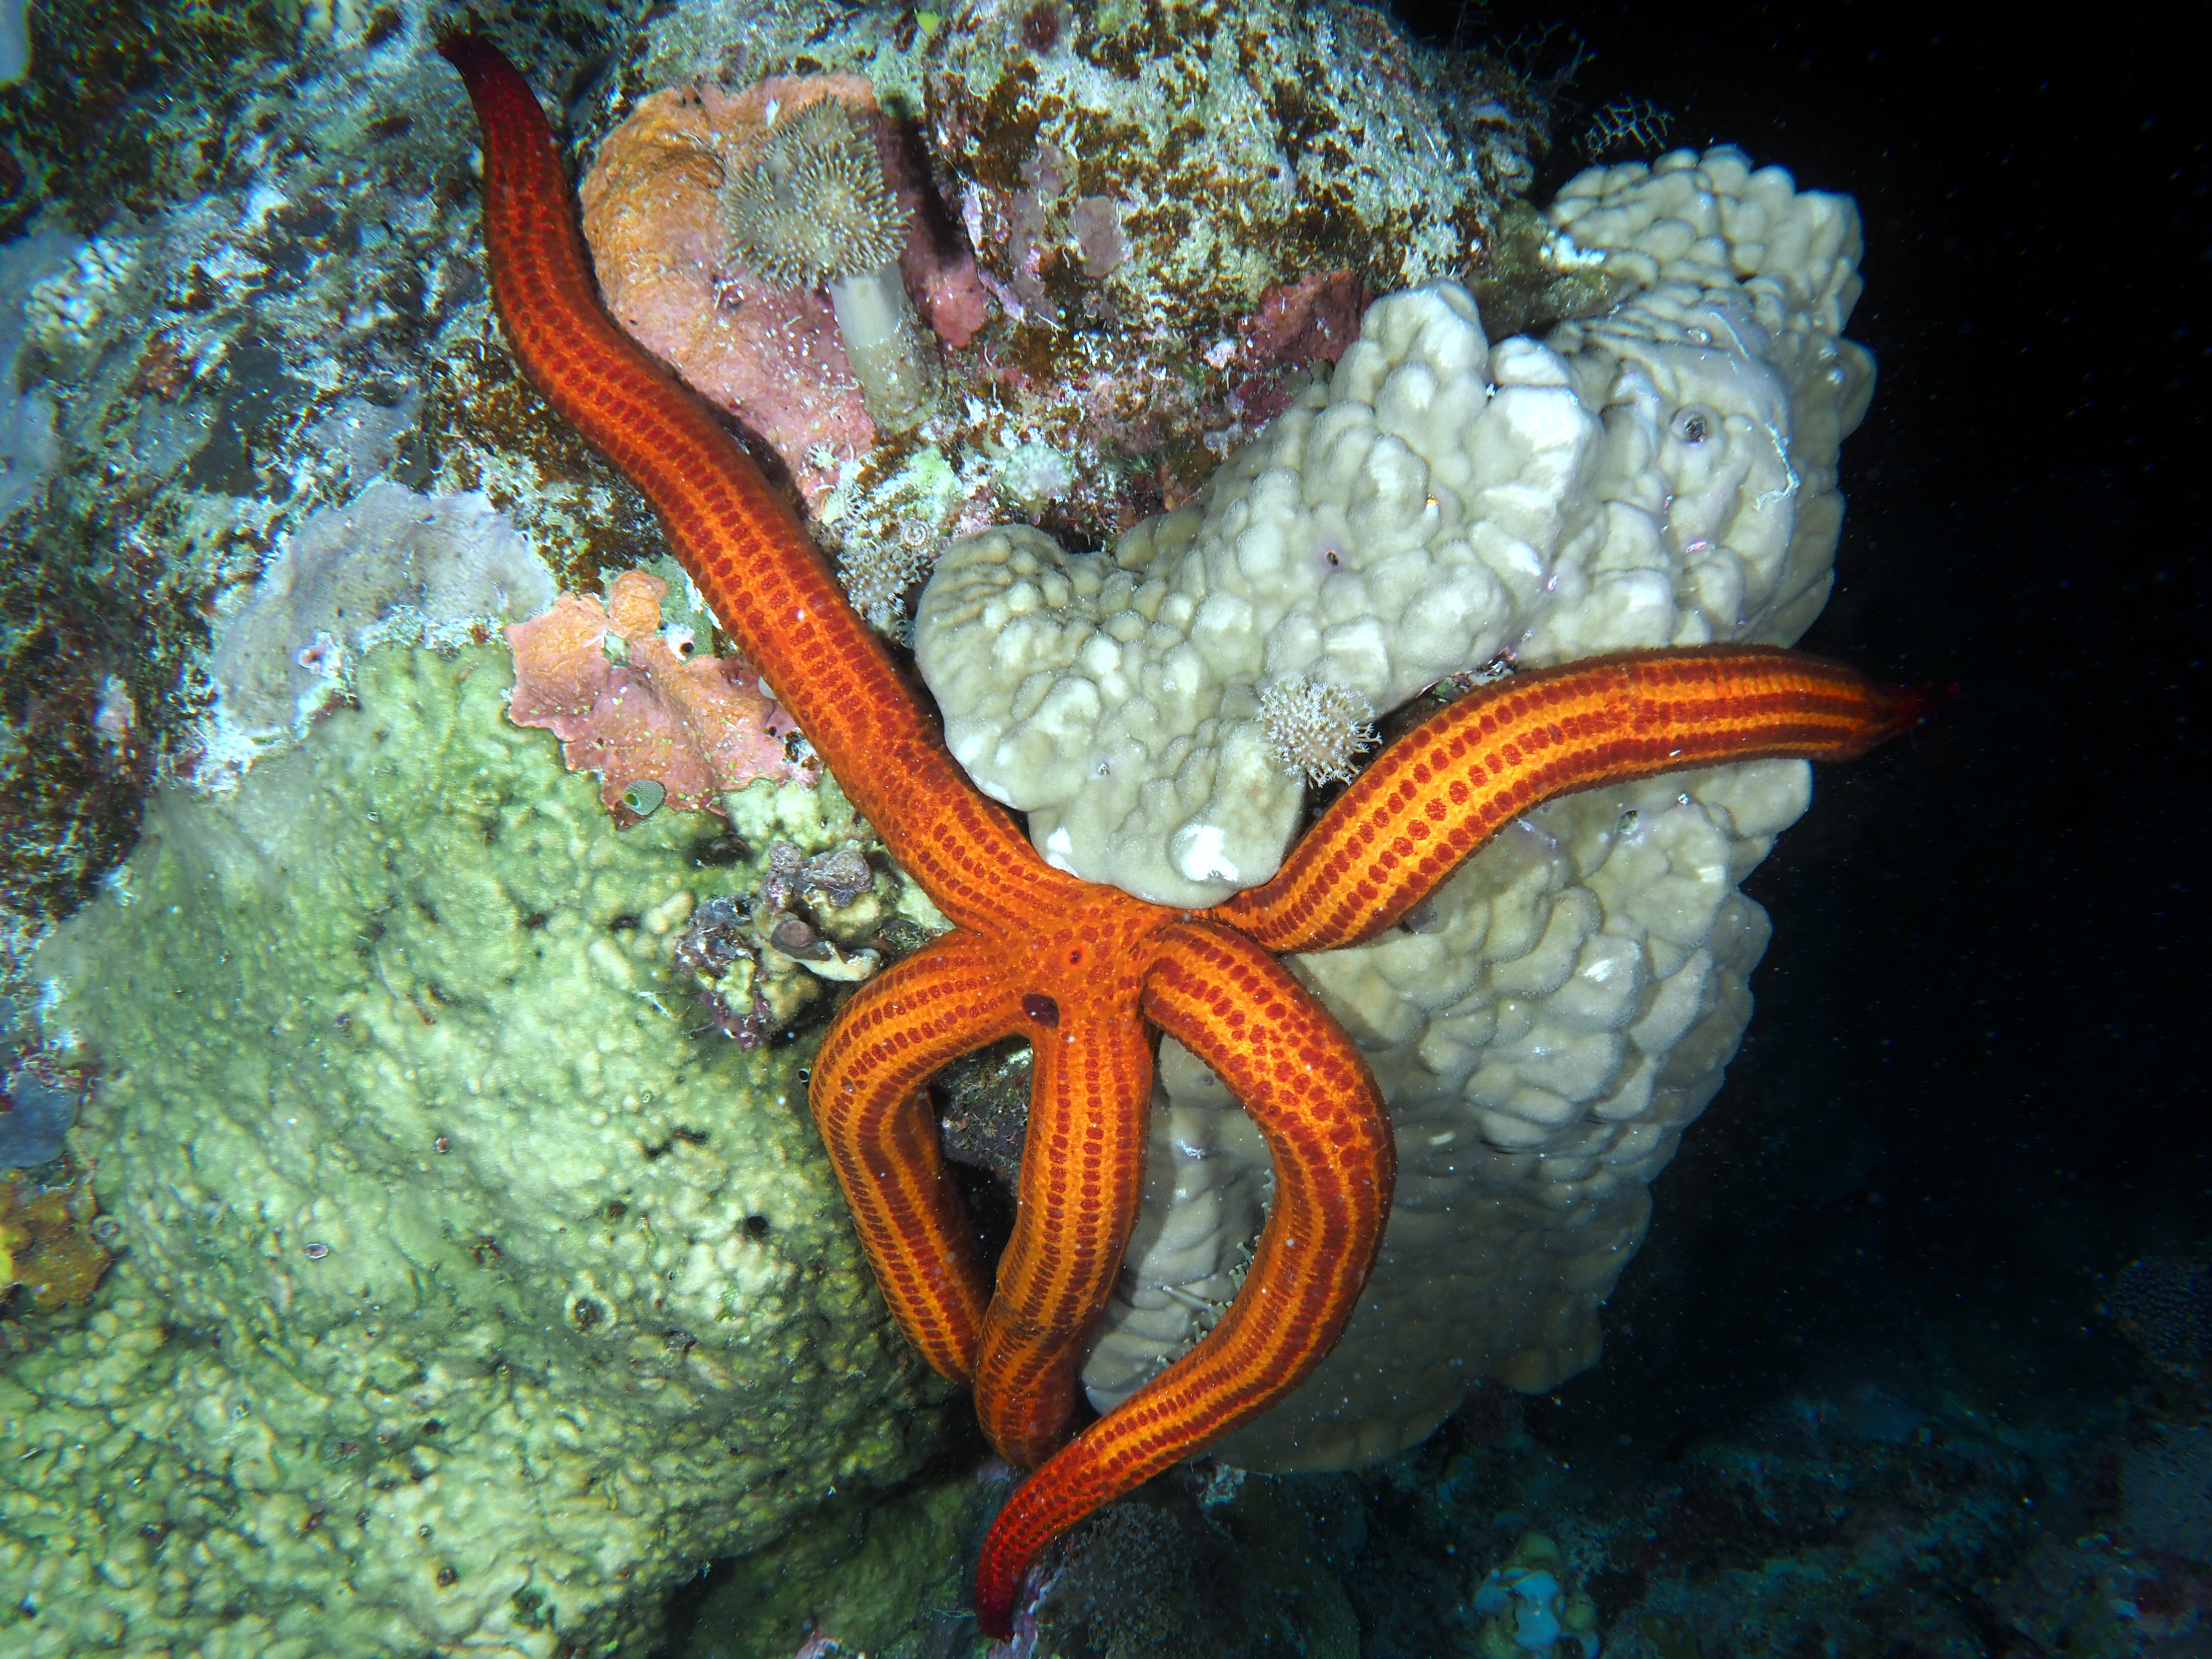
[812,937,1029,1385]
[973,923,1394,1637]
[1215,644,1924,954]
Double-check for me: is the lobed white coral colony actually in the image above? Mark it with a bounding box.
[917,146,1868,910]
[915,146,1876,1468]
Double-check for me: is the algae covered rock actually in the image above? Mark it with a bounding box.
[674,1469,984,1658]
[6,642,954,1658]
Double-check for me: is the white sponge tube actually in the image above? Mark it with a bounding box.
[827,261,938,434]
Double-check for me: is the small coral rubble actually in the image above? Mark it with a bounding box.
[673,838,892,1047]
[505,568,818,819]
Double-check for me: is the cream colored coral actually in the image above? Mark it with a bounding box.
[934,146,1876,1467]
[1541,145,1873,652]
[1082,756,1812,1468]
[915,146,1869,907]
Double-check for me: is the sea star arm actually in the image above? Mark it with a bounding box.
[973,921,1394,1636]
[811,934,1031,1385]
[1213,645,1926,954]
[972,1001,1156,1469]
[438,35,1058,936]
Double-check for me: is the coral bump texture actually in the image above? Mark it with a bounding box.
[438,37,1922,1637]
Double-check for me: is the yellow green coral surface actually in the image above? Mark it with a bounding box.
[6,643,952,1657]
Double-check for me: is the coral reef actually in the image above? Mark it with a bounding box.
[2105,1253,2211,1379]
[916,147,1868,909]
[0,227,67,523]
[2122,1425,2212,1563]
[670,1467,982,1658]
[887,146,1873,1470]
[1587,1418,2062,1657]
[567,0,1552,594]
[0,2,367,229]
[10,641,955,1656]
[0,11,675,933]
[207,480,556,764]
[912,0,1545,523]
[928,0,1540,331]
[0,4,1994,1651]
[1193,1354,2135,1659]
[1992,1528,2212,1656]
[1025,1471,1360,1659]
[936,1307,2210,1659]
[443,37,1929,1634]
[1085,758,1814,1468]
[0,222,148,925]
[506,568,817,819]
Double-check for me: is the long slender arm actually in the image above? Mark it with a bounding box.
[973,924,1394,1636]
[438,35,1061,934]
[972,1007,1156,1469]
[1212,646,1925,954]
[810,936,1028,1384]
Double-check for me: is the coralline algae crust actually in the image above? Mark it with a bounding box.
[928,0,1541,328]
[11,643,950,1658]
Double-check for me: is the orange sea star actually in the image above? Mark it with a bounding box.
[438,36,1923,1637]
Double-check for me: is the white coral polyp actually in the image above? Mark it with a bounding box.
[915,145,1870,908]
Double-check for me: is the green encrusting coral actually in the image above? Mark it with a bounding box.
[6,642,955,1658]
[675,1471,984,1658]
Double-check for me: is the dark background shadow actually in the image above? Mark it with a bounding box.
[1383,0,2210,1457]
